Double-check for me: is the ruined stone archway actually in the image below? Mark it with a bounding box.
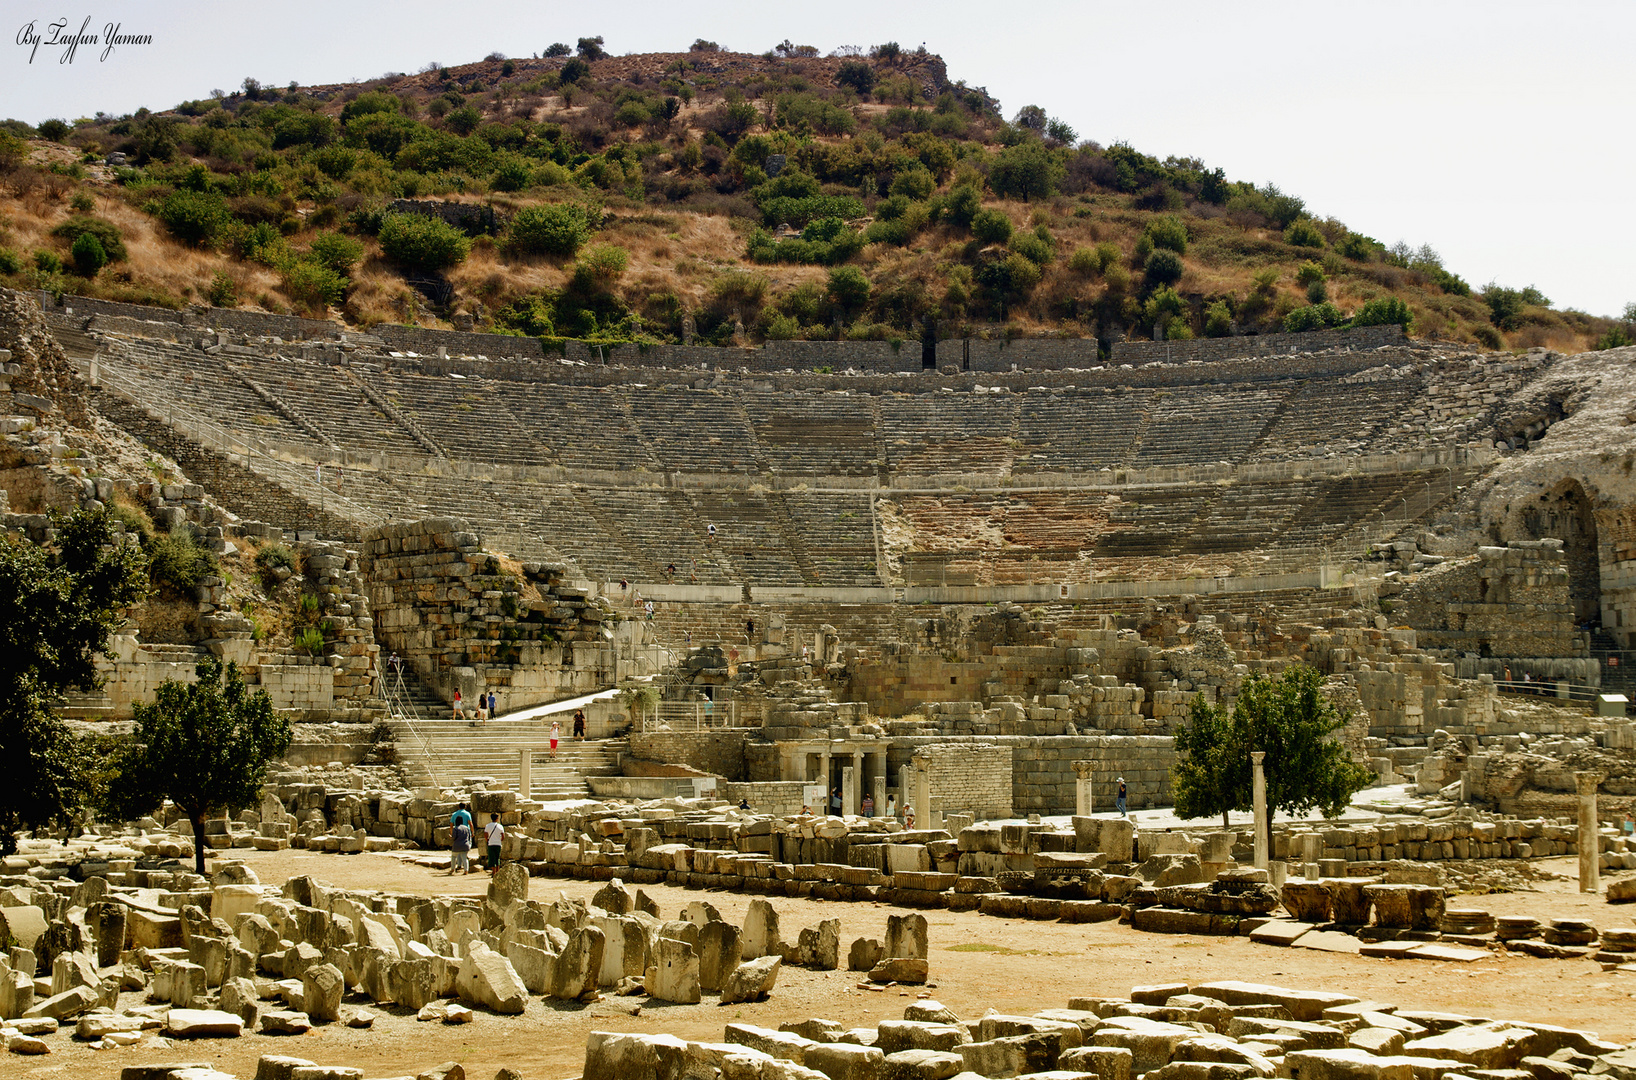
[1511,479,1601,627]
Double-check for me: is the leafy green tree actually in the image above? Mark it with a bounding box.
[50,215,127,262]
[106,657,291,875]
[157,189,231,247]
[70,232,108,276]
[576,36,607,60]
[0,509,148,854]
[836,60,876,95]
[544,42,571,57]
[1483,284,1526,330]
[988,140,1061,202]
[827,265,871,315]
[309,231,364,276]
[1171,666,1374,845]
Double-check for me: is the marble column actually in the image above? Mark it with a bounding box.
[914,760,931,829]
[1251,751,1269,870]
[873,775,887,819]
[1072,760,1094,816]
[851,751,864,814]
[841,765,856,820]
[518,749,532,800]
[898,765,912,819]
[1577,770,1601,894]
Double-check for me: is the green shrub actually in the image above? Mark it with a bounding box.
[940,184,982,228]
[1068,247,1101,276]
[1351,296,1413,331]
[377,212,470,272]
[282,260,348,311]
[147,528,218,593]
[33,250,62,273]
[1337,232,1377,261]
[827,265,871,312]
[293,627,325,655]
[1305,280,1328,304]
[1283,219,1326,249]
[70,232,108,276]
[0,247,20,274]
[69,191,94,213]
[206,272,238,307]
[1472,324,1503,350]
[254,542,295,586]
[890,165,935,200]
[37,118,71,142]
[1295,261,1325,286]
[1483,285,1525,330]
[309,231,363,275]
[1144,248,1184,286]
[157,189,231,247]
[1595,326,1633,350]
[836,60,876,95]
[1283,302,1346,332]
[971,208,1013,245]
[1204,300,1233,337]
[508,202,600,256]
[1143,215,1188,255]
[1008,231,1053,266]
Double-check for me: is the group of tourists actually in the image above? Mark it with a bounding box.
[446,801,505,875]
[451,688,499,724]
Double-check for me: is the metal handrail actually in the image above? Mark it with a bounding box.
[93,357,387,529]
[382,665,440,786]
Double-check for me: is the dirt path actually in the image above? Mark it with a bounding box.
[19,850,1636,1080]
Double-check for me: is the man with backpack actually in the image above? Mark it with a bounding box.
[449,802,474,874]
[449,817,472,875]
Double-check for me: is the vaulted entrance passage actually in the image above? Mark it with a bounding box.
[1515,480,1601,627]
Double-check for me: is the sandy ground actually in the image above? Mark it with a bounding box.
[16,849,1636,1080]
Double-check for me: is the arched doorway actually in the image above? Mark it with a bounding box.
[1514,480,1601,628]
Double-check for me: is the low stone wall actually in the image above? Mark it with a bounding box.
[916,743,1012,819]
[1111,324,1406,364]
[628,730,750,781]
[721,780,808,816]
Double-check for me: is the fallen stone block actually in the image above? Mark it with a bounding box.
[720,956,781,1005]
[166,1008,245,1038]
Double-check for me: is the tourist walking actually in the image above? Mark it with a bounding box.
[450,802,475,873]
[862,793,874,817]
[449,816,471,875]
[488,689,497,719]
[829,786,842,816]
[484,814,505,875]
[452,689,462,722]
[550,720,561,759]
[1116,777,1128,817]
[573,708,586,738]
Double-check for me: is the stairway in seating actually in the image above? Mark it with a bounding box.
[385,711,627,799]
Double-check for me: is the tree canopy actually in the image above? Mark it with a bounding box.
[107,656,291,874]
[1171,666,1375,838]
[0,508,147,854]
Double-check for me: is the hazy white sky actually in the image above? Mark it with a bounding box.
[3,1,1631,317]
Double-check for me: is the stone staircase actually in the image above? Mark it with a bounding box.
[384,713,627,799]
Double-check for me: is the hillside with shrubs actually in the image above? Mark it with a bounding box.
[1,38,1629,355]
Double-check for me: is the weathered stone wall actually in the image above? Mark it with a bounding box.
[628,730,751,781]
[1110,324,1406,364]
[915,743,1012,819]
[1395,541,1583,658]
[361,519,614,707]
[890,733,1175,814]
